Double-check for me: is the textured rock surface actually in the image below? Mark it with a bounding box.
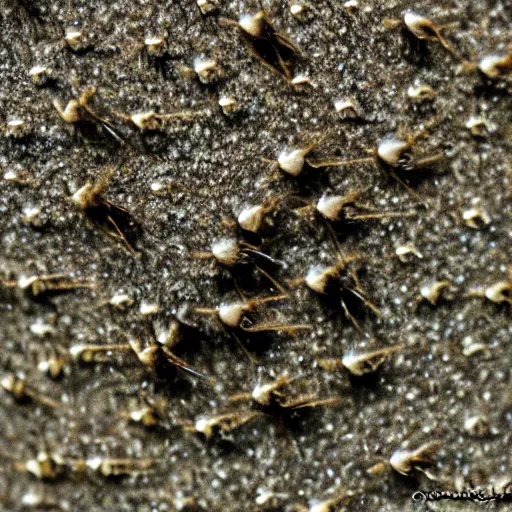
[0,1,511,510]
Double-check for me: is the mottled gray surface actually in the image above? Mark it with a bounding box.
[1,1,511,511]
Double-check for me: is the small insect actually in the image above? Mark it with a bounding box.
[2,118,30,139]
[290,74,313,87]
[465,116,496,139]
[464,414,489,437]
[334,98,362,118]
[21,205,46,227]
[263,137,337,177]
[462,199,491,229]
[21,451,65,480]
[37,349,66,379]
[115,109,201,132]
[418,279,455,306]
[221,11,301,83]
[144,36,166,58]
[295,254,381,333]
[128,335,207,380]
[372,126,445,204]
[294,188,416,225]
[407,84,436,102]
[243,374,294,406]
[194,294,309,362]
[184,410,265,438]
[65,27,86,51]
[121,404,162,427]
[84,456,160,477]
[343,0,359,13]
[395,243,423,263]
[70,319,203,377]
[467,281,512,306]
[152,319,184,349]
[229,374,340,412]
[194,293,288,328]
[3,168,34,186]
[104,293,134,310]
[270,145,314,177]
[484,281,512,306]
[379,135,434,174]
[2,273,95,297]
[53,87,126,144]
[70,331,206,378]
[308,491,356,512]
[122,35,177,77]
[318,345,403,377]
[196,0,217,15]
[237,205,267,233]
[29,319,55,337]
[366,460,389,476]
[390,441,441,477]
[384,10,460,57]
[194,238,257,267]
[477,46,512,79]
[377,148,444,204]
[29,65,52,86]
[462,337,490,358]
[139,302,160,316]
[237,194,284,233]
[294,189,363,222]
[193,56,221,84]
[289,2,310,19]
[218,96,239,115]
[70,171,138,254]
[1,374,60,409]
[192,237,286,292]
[69,343,134,363]
[255,490,289,508]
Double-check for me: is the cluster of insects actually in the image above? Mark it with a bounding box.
[2,2,511,510]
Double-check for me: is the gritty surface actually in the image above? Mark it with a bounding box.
[0,1,511,511]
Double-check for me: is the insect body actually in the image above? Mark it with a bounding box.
[71,177,138,254]
[390,441,441,476]
[54,87,125,144]
[229,375,340,413]
[194,294,288,328]
[300,254,382,333]
[1,375,60,409]
[222,11,301,83]
[318,345,403,376]
[185,410,265,438]
[194,294,310,362]
[3,273,95,297]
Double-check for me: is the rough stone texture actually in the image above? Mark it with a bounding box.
[0,1,511,511]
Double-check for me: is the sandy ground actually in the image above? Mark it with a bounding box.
[0,1,511,510]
